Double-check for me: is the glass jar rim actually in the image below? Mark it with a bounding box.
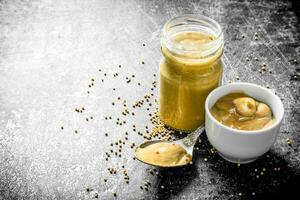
[162,14,224,58]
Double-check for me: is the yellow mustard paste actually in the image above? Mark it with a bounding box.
[159,31,223,132]
[210,92,276,131]
[135,142,192,167]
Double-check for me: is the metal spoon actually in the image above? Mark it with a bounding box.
[134,124,205,168]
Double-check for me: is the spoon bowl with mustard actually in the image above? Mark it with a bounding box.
[134,125,205,168]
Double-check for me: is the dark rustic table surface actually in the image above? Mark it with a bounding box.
[0,0,299,199]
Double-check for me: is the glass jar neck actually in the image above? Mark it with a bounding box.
[161,15,224,61]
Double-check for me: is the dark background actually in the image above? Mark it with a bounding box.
[0,0,299,199]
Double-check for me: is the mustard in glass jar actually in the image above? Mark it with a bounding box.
[159,15,224,132]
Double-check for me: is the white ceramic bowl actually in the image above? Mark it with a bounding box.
[205,82,284,164]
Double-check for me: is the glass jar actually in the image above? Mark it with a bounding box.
[159,15,224,132]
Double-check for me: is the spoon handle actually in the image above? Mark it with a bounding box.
[181,124,205,148]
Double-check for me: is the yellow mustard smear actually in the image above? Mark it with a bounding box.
[159,31,223,132]
[210,92,276,131]
[135,142,192,167]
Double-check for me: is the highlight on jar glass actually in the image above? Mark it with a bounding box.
[159,15,224,132]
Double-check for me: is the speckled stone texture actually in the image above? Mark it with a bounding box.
[0,0,299,199]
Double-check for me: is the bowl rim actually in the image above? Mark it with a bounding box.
[205,82,284,134]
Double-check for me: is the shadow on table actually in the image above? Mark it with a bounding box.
[197,133,299,199]
[289,0,300,18]
[155,163,199,200]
